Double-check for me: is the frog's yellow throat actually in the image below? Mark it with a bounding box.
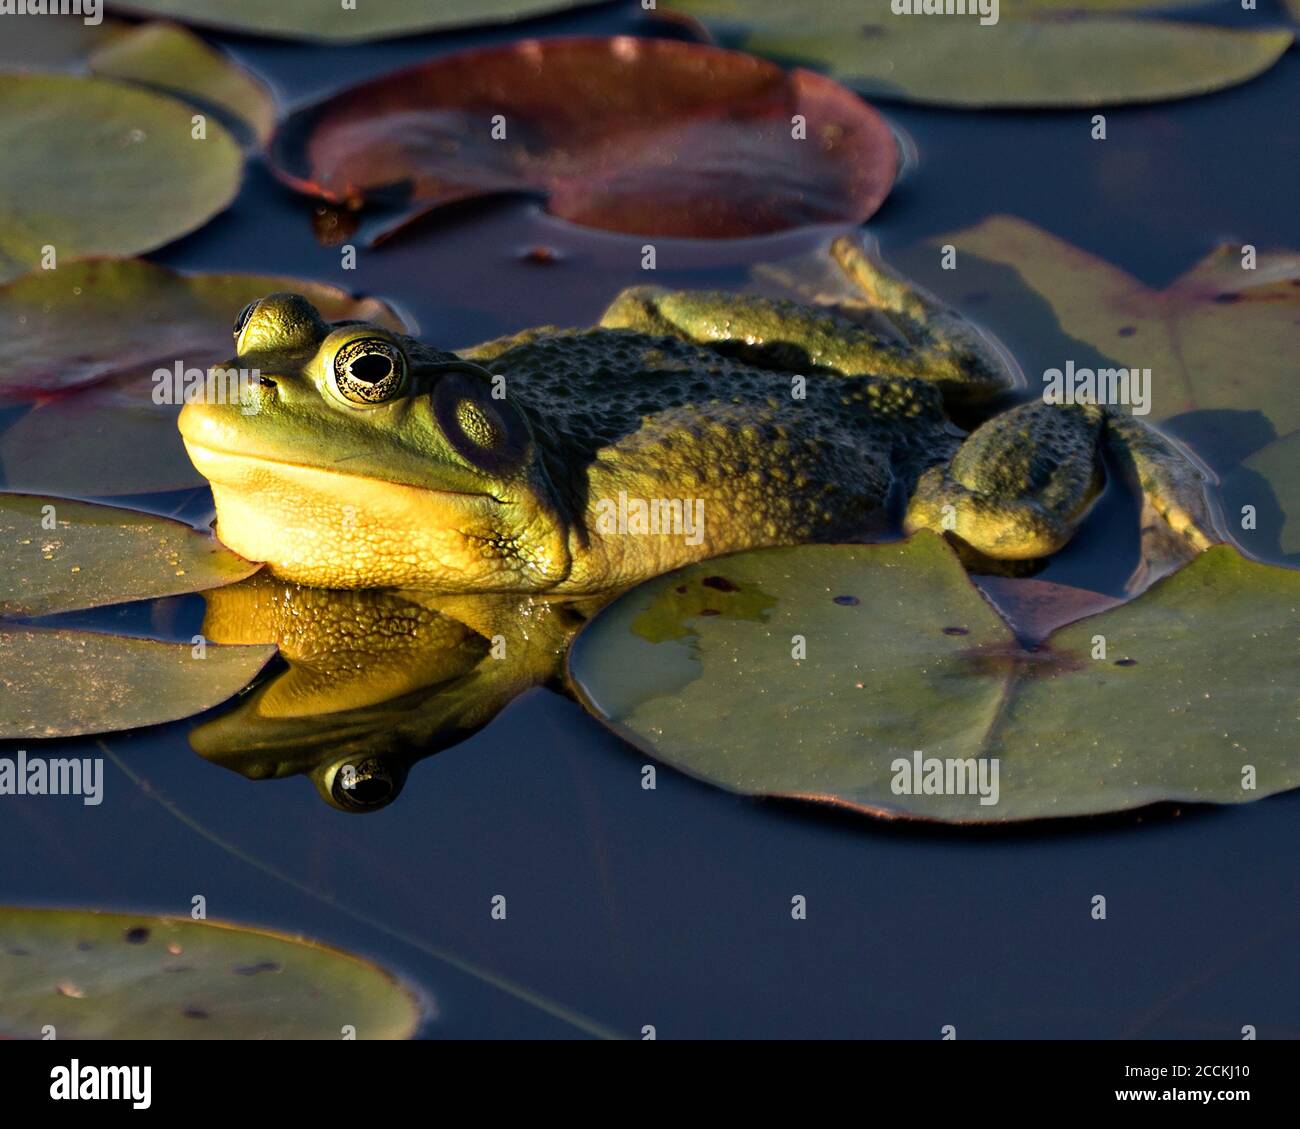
[184,443,570,592]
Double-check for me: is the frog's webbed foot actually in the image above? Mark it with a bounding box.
[1103,411,1221,594]
[904,401,1221,593]
[904,400,1106,562]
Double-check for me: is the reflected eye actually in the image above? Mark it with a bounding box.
[329,757,404,812]
[330,338,407,406]
[233,301,257,342]
[433,370,530,473]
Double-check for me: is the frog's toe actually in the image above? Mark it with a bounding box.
[905,468,1081,561]
[903,401,1105,562]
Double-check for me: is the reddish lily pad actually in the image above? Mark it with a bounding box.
[0,73,241,284]
[0,260,408,495]
[267,36,899,239]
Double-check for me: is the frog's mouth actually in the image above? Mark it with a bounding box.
[182,442,503,505]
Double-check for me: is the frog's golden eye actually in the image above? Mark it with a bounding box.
[329,338,408,406]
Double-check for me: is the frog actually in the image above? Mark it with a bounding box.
[179,238,1220,596]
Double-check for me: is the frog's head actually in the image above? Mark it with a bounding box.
[179,294,571,590]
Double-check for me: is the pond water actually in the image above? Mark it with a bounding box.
[1,2,1297,1037]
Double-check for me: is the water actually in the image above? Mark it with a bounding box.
[2,1,1298,1038]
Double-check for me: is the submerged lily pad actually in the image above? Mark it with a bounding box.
[920,215,1300,434]
[0,627,274,739]
[668,0,1292,108]
[268,36,898,239]
[112,0,595,42]
[0,907,420,1038]
[1240,435,1300,556]
[0,73,241,284]
[0,494,259,617]
[0,19,274,149]
[904,216,1300,563]
[569,533,1300,823]
[0,260,407,493]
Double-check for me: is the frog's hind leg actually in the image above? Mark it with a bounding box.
[904,401,1107,562]
[904,401,1221,593]
[827,236,1017,408]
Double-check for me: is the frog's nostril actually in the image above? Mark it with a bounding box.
[258,374,278,388]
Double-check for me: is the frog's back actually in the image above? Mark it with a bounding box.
[462,326,952,588]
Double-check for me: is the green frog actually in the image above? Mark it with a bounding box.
[179,239,1219,595]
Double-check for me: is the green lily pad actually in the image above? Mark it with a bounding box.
[569,533,1300,823]
[88,22,276,148]
[897,216,1300,563]
[0,19,274,149]
[0,260,407,493]
[0,494,260,617]
[111,0,597,42]
[0,73,242,284]
[667,0,1292,108]
[0,907,420,1038]
[0,627,274,738]
[917,215,1300,435]
[1237,433,1300,558]
[267,36,898,239]
[0,14,132,68]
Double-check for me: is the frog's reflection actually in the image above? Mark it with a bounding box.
[189,575,612,812]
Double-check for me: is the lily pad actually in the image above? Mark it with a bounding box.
[0,907,420,1038]
[919,215,1300,435]
[1234,433,1300,558]
[667,0,1292,108]
[0,14,132,68]
[0,260,407,494]
[112,0,596,42]
[0,494,260,617]
[903,216,1300,562]
[569,532,1300,823]
[0,73,242,284]
[268,36,899,239]
[0,627,274,739]
[88,22,276,148]
[0,19,274,149]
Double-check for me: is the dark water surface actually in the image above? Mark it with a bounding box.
[2,2,1298,1037]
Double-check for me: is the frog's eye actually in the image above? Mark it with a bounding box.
[328,338,408,406]
[328,757,405,813]
[432,369,530,473]
[233,301,257,342]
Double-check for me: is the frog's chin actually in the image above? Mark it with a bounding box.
[183,443,568,591]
